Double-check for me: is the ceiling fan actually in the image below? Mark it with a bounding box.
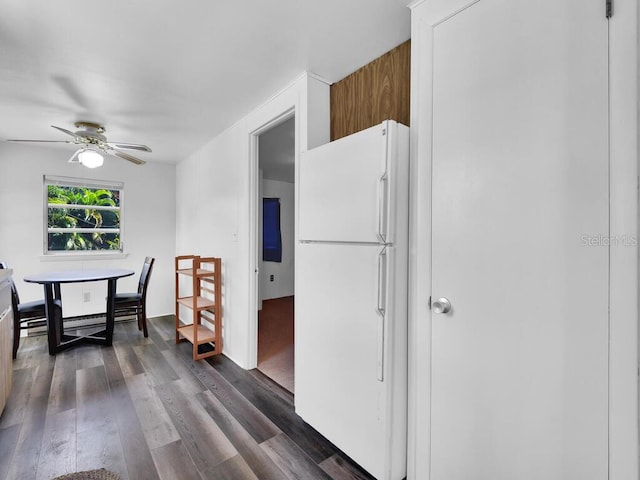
[6,121,151,166]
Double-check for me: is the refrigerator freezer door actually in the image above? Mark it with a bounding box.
[295,242,405,480]
[299,122,390,243]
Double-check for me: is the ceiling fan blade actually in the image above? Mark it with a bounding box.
[5,139,73,144]
[111,150,146,165]
[107,142,152,152]
[51,125,84,141]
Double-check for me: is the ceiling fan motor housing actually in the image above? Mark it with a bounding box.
[74,121,104,133]
[74,122,108,146]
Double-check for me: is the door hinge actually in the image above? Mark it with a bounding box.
[428,296,432,310]
[606,0,612,18]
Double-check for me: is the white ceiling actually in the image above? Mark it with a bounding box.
[0,0,411,165]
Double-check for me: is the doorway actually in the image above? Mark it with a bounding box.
[256,116,296,392]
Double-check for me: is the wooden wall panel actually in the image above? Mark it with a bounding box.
[330,40,410,141]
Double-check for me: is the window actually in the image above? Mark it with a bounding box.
[44,175,124,254]
[262,198,282,262]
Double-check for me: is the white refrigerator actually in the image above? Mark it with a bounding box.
[295,120,409,480]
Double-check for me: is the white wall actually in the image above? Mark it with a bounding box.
[175,72,330,368]
[0,141,176,318]
[260,179,295,300]
[176,118,247,362]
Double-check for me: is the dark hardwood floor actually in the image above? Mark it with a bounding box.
[0,316,375,480]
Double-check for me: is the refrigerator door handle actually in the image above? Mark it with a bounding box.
[377,174,388,243]
[376,247,387,381]
[377,247,387,315]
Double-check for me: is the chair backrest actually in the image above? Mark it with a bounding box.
[138,257,155,298]
[0,261,20,314]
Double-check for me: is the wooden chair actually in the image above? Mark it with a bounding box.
[0,262,61,359]
[114,257,155,337]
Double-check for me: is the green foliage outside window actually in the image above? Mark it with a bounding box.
[47,184,122,251]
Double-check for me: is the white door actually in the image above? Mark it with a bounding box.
[430,1,609,479]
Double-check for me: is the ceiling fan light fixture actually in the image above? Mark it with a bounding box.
[78,148,104,168]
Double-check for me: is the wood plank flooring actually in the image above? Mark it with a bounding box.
[258,296,294,393]
[0,316,376,480]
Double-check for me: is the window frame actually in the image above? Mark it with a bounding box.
[43,175,125,257]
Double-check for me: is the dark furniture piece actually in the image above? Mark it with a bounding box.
[114,256,155,337]
[24,268,134,355]
[0,262,62,359]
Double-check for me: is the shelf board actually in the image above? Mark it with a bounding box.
[177,296,215,310]
[177,324,216,344]
[177,268,215,278]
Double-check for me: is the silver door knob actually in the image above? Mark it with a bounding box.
[432,297,452,314]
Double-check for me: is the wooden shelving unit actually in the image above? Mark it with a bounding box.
[175,255,222,360]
